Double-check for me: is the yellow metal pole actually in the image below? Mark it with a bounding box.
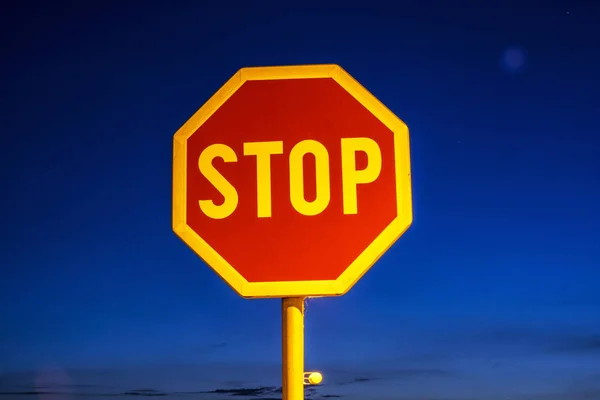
[282,297,305,400]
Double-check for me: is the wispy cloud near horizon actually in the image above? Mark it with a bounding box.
[1,337,599,400]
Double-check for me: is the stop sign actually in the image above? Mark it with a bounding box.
[172,64,412,298]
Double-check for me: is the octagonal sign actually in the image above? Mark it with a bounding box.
[172,64,412,298]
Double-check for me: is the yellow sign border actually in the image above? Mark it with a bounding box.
[172,64,412,298]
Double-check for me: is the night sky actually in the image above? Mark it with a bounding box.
[2,1,600,399]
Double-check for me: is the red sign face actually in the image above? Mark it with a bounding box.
[173,65,412,298]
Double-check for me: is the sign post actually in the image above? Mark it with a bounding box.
[172,64,412,399]
[282,297,305,400]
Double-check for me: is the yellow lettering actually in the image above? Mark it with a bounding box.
[198,144,238,219]
[243,141,284,218]
[341,137,382,215]
[289,140,331,216]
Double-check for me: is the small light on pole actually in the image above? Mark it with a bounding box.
[304,372,323,385]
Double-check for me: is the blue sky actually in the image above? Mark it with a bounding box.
[2,1,600,399]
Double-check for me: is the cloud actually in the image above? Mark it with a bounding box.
[192,340,230,355]
[207,386,340,400]
[315,365,455,399]
[2,357,597,400]
[391,368,452,379]
[121,388,167,396]
[0,388,170,397]
[548,334,600,354]
[4,376,600,400]
[565,373,600,394]
[208,386,280,396]
[334,368,451,386]
[524,389,600,400]
[465,326,600,357]
[330,375,379,386]
[0,385,338,399]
